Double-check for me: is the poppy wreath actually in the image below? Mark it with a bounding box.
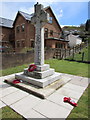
[63,97,78,107]
[28,64,37,72]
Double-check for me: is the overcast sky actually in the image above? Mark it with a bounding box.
[0,0,89,26]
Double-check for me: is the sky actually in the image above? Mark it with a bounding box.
[0,0,89,27]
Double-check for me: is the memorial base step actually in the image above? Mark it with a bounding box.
[24,68,55,79]
[4,73,71,99]
[36,64,50,71]
[15,72,62,88]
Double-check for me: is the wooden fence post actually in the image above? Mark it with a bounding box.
[75,46,76,53]
[80,44,81,51]
[82,52,84,62]
[72,47,74,60]
[69,48,71,56]
[60,49,61,59]
[65,48,66,59]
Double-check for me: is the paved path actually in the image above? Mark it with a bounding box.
[0,73,89,119]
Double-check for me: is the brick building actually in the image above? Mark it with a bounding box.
[0,17,15,48]
[0,6,69,52]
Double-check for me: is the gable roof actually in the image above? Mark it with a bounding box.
[19,11,34,21]
[1,5,62,31]
[13,6,62,31]
[0,17,13,28]
[44,6,62,31]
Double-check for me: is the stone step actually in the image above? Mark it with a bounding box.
[15,72,62,88]
[36,64,50,71]
[24,68,55,79]
[5,73,71,99]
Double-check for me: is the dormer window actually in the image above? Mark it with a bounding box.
[49,17,52,24]
[50,30,53,36]
[21,24,25,32]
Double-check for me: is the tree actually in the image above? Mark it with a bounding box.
[85,19,90,31]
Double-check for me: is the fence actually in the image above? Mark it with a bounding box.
[1,42,88,70]
[53,42,88,59]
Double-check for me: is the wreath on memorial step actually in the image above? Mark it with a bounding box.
[28,64,37,72]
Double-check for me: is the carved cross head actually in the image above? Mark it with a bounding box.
[31,3,49,26]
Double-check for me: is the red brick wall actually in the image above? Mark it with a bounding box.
[26,21,35,47]
[0,26,13,47]
[46,39,68,49]
[14,14,35,51]
[44,8,62,39]
[14,14,26,50]
[14,8,62,51]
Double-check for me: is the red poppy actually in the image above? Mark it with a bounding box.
[28,64,37,72]
[64,97,78,107]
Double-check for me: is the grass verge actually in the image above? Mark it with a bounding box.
[67,84,89,119]
[1,106,25,120]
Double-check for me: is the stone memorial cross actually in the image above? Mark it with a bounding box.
[31,3,49,66]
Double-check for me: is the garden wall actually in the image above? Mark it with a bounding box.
[1,42,87,70]
[1,49,55,69]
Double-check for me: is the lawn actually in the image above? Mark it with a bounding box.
[1,106,25,120]
[46,59,89,78]
[1,59,89,78]
[0,64,29,77]
[0,58,89,119]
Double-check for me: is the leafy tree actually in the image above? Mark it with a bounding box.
[85,19,90,31]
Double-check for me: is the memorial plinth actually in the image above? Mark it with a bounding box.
[15,3,61,88]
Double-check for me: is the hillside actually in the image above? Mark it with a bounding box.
[62,25,85,32]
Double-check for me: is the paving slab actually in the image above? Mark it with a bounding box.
[0,72,23,82]
[61,73,77,79]
[23,109,48,119]
[1,90,29,106]
[0,100,6,108]
[5,75,71,99]
[0,86,19,99]
[0,77,4,82]
[47,92,74,110]
[10,95,42,116]
[0,73,89,119]
[70,77,89,88]
[33,100,71,118]
[0,83,11,90]
[0,79,3,84]
[56,87,83,100]
[0,78,11,91]
[62,83,86,93]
